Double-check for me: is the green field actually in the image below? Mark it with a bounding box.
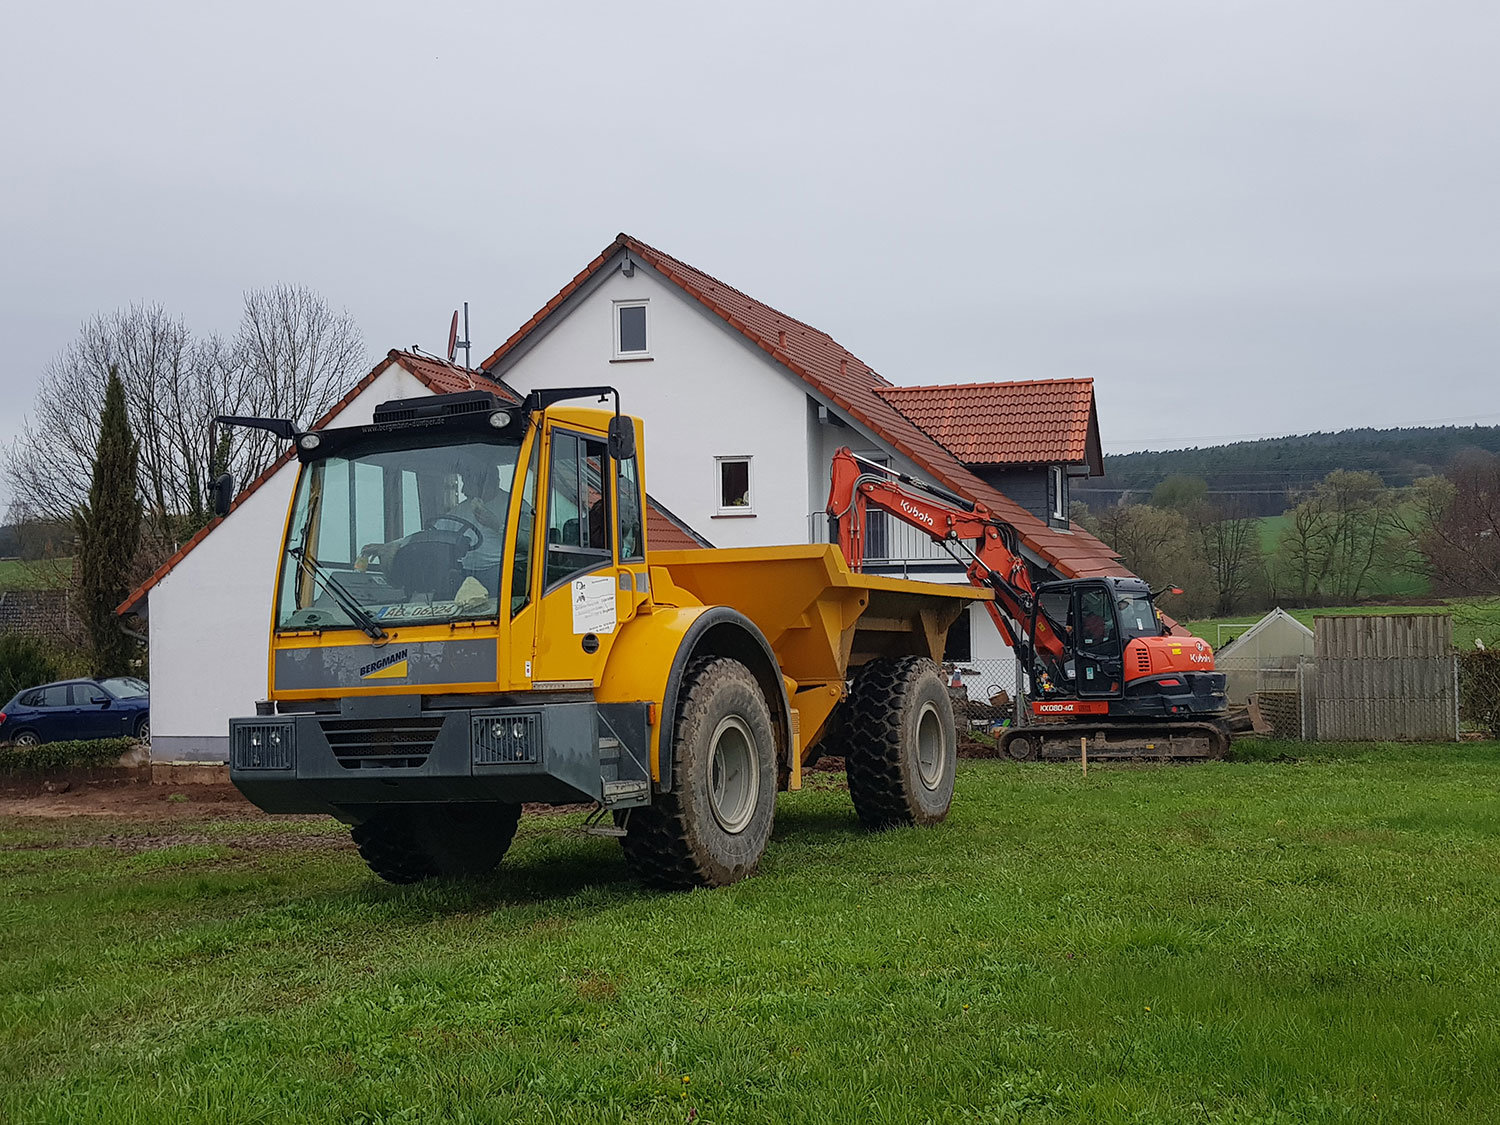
[4,745,1500,1123]
[0,557,72,591]
[1185,596,1500,651]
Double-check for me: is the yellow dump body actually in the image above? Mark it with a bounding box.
[652,544,990,765]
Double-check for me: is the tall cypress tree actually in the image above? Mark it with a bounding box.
[74,366,143,677]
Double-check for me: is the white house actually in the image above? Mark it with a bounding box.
[122,233,1133,762]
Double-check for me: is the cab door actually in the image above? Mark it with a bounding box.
[1073,584,1125,697]
[529,426,624,688]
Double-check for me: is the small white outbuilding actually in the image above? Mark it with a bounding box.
[1212,607,1315,704]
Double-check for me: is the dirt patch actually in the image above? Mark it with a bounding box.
[0,779,605,824]
[0,778,263,821]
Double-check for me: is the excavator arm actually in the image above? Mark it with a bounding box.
[825,447,1067,665]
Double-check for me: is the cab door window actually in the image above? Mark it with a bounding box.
[1073,585,1123,697]
[545,431,613,587]
[617,453,644,562]
[1076,587,1119,652]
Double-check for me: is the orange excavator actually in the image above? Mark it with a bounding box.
[827,448,1230,760]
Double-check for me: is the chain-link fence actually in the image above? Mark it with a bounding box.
[941,659,1018,731]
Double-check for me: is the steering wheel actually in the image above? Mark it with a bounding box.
[425,513,483,553]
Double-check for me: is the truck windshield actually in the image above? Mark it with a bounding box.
[276,438,522,631]
[1116,593,1161,641]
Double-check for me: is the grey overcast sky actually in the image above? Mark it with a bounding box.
[3,0,1497,507]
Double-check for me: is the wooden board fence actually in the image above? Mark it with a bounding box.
[1313,614,1457,741]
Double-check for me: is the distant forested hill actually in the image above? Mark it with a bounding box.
[1074,425,1500,515]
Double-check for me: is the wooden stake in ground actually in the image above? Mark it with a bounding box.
[1081,736,1088,777]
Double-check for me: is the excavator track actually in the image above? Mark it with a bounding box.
[998,720,1230,763]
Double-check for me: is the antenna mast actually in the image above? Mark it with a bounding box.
[446,303,473,368]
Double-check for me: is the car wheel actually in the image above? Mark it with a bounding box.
[134,716,150,742]
[11,730,41,747]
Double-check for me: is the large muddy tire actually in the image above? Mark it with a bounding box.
[844,657,957,830]
[351,802,522,884]
[618,657,777,889]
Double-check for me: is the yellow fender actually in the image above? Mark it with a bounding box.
[598,605,794,793]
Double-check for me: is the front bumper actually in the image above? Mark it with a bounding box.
[229,696,652,816]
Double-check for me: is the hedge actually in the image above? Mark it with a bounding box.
[0,737,140,775]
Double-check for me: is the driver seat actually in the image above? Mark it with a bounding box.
[388,531,465,600]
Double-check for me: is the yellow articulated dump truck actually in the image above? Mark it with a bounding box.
[219,387,985,888]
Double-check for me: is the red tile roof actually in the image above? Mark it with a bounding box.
[877,380,1102,473]
[485,234,1130,582]
[121,352,523,615]
[646,498,712,551]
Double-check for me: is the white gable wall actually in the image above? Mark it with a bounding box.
[146,362,436,763]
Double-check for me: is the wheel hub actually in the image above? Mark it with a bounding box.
[915,701,947,789]
[707,715,759,834]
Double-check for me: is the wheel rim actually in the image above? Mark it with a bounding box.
[707,715,759,834]
[915,701,947,789]
[1007,737,1033,761]
[138,722,150,741]
[15,732,39,747]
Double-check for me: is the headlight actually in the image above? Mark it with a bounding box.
[488,410,512,429]
[233,722,295,770]
[297,433,321,450]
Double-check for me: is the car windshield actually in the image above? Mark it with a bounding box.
[1116,593,1161,641]
[99,677,149,699]
[276,438,523,631]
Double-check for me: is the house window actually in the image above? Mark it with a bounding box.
[717,456,752,512]
[614,300,649,358]
[1050,465,1067,521]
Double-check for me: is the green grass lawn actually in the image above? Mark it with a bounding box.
[4,745,1500,1123]
[0,557,72,591]
[1185,596,1500,651]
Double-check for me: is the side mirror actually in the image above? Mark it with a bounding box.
[91,695,110,706]
[211,472,236,518]
[607,416,636,462]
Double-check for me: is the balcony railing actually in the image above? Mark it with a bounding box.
[806,511,961,576]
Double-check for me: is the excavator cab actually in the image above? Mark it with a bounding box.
[1026,576,1224,718]
[1029,580,1129,697]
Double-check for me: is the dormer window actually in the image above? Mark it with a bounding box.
[614,300,650,359]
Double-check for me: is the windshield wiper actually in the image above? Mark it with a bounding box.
[286,546,388,641]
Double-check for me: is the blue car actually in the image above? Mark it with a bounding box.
[0,677,150,745]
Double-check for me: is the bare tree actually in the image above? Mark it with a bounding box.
[233,284,366,484]
[1091,503,1216,617]
[1410,453,1500,593]
[5,305,201,547]
[5,288,367,558]
[1271,471,1400,604]
[1189,500,1262,615]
